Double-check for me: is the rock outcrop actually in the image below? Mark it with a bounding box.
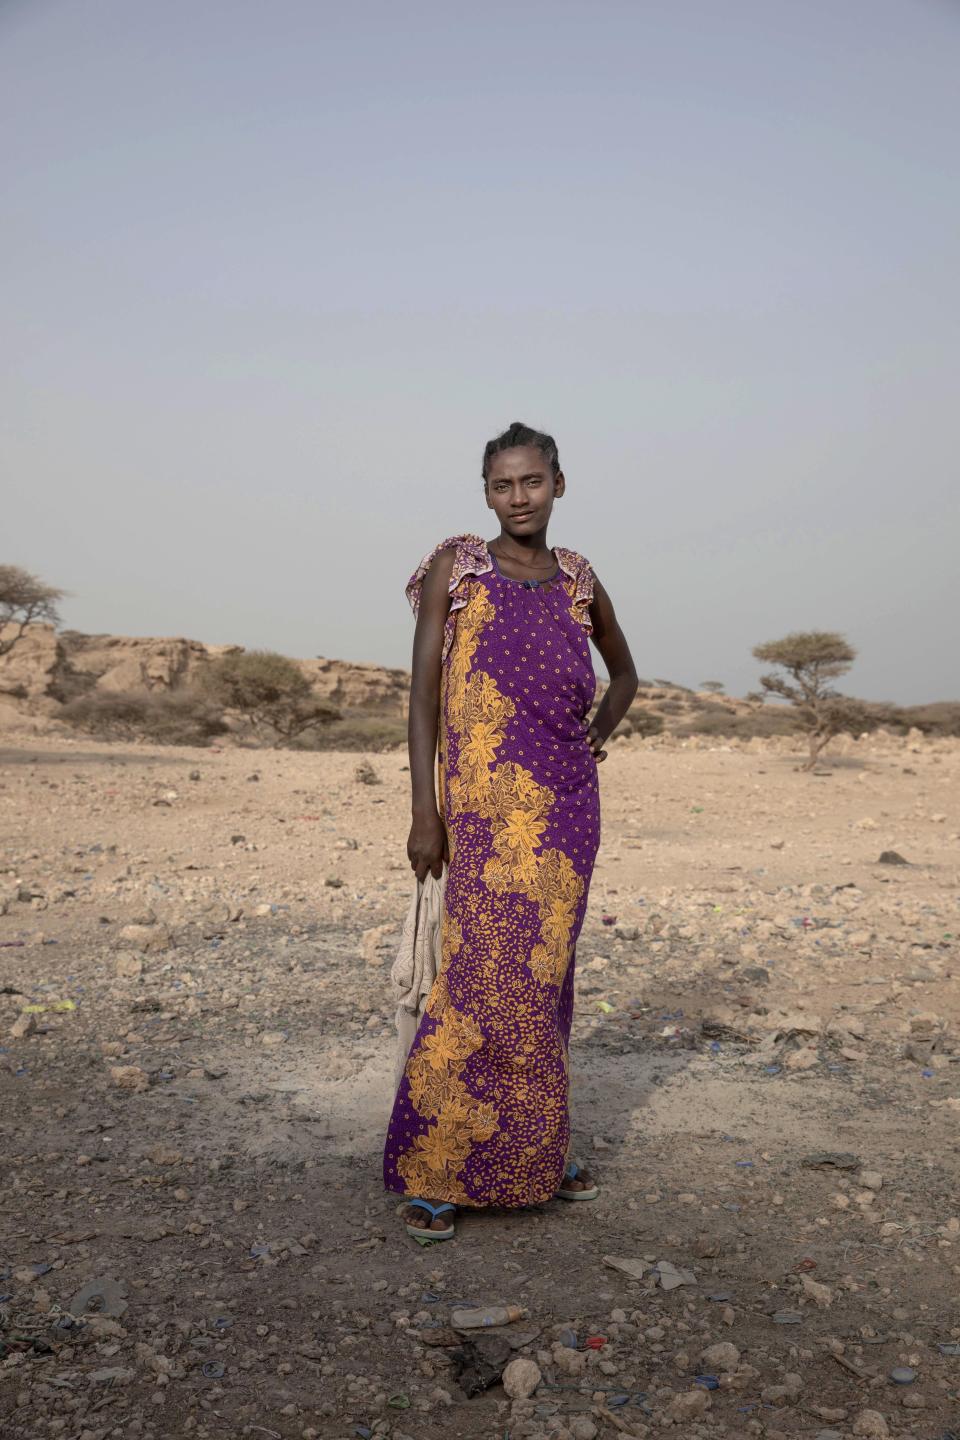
[0,623,410,719]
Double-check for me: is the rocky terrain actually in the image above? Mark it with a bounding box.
[0,625,411,722]
[2,721,959,1440]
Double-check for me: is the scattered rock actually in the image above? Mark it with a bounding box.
[114,954,143,978]
[800,1274,833,1308]
[119,923,174,953]
[69,1275,129,1318]
[667,1387,711,1420]
[701,1341,740,1371]
[109,1064,149,1091]
[9,1010,37,1039]
[878,850,909,865]
[603,1255,647,1280]
[502,1356,542,1400]
[852,1410,889,1437]
[654,1260,697,1290]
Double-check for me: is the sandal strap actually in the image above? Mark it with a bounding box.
[407,1200,456,1220]
[565,1162,581,1180]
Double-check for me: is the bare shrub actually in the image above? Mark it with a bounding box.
[0,565,65,658]
[202,650,339,745]
[614,709,665,739]
[752,631,872,770]
[289,714,408,752]
[62,691,229,746]
[675,707,802,740]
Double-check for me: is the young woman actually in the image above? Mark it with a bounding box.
[383,421,638,1240]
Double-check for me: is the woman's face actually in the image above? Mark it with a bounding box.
[484,445,565,536]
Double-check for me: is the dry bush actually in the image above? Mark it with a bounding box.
[62,690,229,745]
[202,651,339,744]
[0,564,64,658]
[613,709,665,739]
[675,707,803,740]
[289,713,408,752]
[897,702,960,736]
[753,630,861,769]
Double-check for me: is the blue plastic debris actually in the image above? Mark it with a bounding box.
[694,1375,719,1390]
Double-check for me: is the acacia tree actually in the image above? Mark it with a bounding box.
[202,650,340,744]
[700,680,725,694]
[0,565,64,658]
[752,631,872,770]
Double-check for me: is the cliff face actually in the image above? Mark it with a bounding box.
[0,624,410,718]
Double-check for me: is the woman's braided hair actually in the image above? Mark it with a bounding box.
[482,420,560,482]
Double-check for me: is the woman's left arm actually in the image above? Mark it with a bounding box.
[587,575,639,762]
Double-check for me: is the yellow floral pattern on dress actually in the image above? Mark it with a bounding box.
[395,578,587,1198]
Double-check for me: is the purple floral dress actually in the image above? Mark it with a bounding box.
[383,535,601,1208]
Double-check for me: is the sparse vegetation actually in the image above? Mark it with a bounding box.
[61,690,229,746]
[202,650,340,744]
[288,713,408,752]
[752,631,875,770]
[700,680,725,694]
[0,564,65,659]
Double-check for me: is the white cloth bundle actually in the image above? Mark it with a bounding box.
[390,867,447,1087]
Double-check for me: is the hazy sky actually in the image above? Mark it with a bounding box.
[3,0,958,702]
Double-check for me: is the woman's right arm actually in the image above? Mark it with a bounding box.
[407,547,456,882]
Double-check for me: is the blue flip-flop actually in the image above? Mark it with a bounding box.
[554,1161,600,1202]
[402,1199,457,1242]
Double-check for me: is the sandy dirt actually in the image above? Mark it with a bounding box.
[2,726,959,1440]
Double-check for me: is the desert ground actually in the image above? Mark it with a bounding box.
[2,724,959,1440]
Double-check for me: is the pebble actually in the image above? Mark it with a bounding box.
[701,1341,740,1371]
[502,1357,542,1400]
[852,1411,889,1437]
[667,1388,711,1420]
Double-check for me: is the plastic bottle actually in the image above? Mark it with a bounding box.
[450,1305,525,1329]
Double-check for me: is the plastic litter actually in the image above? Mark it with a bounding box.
[694,1375,719,1390]
[386,1394,410,1409]
[772,1311,803,1325]
[201,1361,225,1379]
[584,1335,607,1350]
[890,1366,917,1384]
[937,1343,960,1356]
[557,1328,578,1348]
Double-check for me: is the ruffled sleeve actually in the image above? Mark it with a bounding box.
[405,534,493,660]
[553,546,596,636]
